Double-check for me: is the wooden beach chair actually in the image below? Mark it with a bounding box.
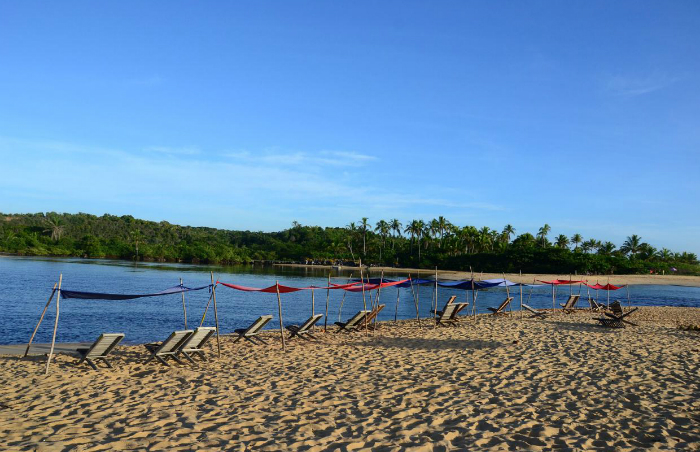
[435,296,457,326]
[177,327,217,362]
[522,304,548,319]
[335,310,370,333]
[588,298,605,312]
[560,294,581,313]
[232,315,273,345]
[594,301,638,328]
[144,330,194,366]
[286,314,323,341]
[75,333,125,370]
[363,304,386,329]
[487,297,513,315]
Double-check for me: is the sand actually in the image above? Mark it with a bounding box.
[279,264,700,287]
[1,307,699,451]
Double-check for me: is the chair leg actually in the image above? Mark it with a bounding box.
[170,354,184,365]
[102,358,113,369]
[180,352,196,364]
[85,359,98,371]
[155,355,170,366]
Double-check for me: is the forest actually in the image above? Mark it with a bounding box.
[1,212,698,275]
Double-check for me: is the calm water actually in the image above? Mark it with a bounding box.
[1,256,699,345]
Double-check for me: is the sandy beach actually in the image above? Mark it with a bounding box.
[1,307,699,451]
[279,264,700,287]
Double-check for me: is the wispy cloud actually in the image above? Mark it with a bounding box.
[605,73,682,97]
[221,149,376,168]
[144,146,201,156]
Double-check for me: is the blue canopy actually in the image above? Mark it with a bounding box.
[60,284,211,300]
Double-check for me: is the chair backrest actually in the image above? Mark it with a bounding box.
[451,303,469,318]
[244,315,273,336]
[298,314,323,332]
[182,327,216,350]
[346,310,370,327]
[495,297,513,313]
[440,295,457,312]
[438,303,457,321]
[522,304,538,314]
[84,333,124,359]
[563,294,580,308]
[159,330,194,354]
[610,301,623,316]
[366,304,386,322]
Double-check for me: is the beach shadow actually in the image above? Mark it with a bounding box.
[351,336,502,351]
[546,320,621,334]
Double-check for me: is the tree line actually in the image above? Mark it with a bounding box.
[1,212,698,275]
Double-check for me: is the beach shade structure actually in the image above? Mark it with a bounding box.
[24,274,212,374]
[74,333,125,370]
[584,282,628,308]
[538,279,587,313]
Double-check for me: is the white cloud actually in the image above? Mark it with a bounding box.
[605,73,682,97]
[144,146,201,156]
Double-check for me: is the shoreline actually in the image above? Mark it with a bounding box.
[276,263,700,287]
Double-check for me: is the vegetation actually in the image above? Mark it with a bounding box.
[1,212,698,275]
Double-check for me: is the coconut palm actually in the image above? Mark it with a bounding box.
[502,224,515,244]
[620,234,642,257]
[537,224,551,247]
[346,222,357,261]
[555,234,569,249]
[374,220,390,260]
[571,233,583,251]
[360,217,369,256]
[43,215,64,242]
[390,219,402,249]
[597,241,616,255]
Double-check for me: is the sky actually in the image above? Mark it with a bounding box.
[1,1,699,253]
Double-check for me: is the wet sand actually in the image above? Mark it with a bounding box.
[1,307,699,451]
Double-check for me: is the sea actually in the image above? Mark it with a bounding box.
[1,255,699,345]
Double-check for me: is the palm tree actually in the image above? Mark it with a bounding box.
[389,219,402,249]
[437,216,449,247]
[571,233,582,251]
[555,234,569,249]
[537,224,551,247]
[43,215,64,242]
[404,220,419,257]
[346,222,357,261]
[502,224,515,244]
[620,234,642,258]
[130,228,144,260]
[415,219,426,262]
[360,217,369,256]
[657,248,672,261]
[477,226,492,253]
[597,241,616,255]
[374,220,390,260]
[581,239,598,254]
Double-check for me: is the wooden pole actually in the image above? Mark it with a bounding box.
[324,274,330,332]
[433,267,438,327]
[519,270,523,320]
[373,270,384,331]
[276,281,286,351]
[199,290,214,327]
[359,260,368,335]
[394,286,400,323]
[180,277,188,329]
[607,277,610,308]
[210,272,221,357]
[626,285,631,308]
[24,284,57,358]
[551,282,555,313]
[311,288,315,331]
[338,273,352,322]
[45,274,62,375]
[503,272,511,315]
[409,275,421,328]
[470,267,476,320]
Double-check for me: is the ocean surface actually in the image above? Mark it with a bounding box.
[1,255,699,345]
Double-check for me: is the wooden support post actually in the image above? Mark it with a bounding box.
[210,272,221,358]
[470,267,476,320]
[519,270,523,320]
[24,283,57,358]
[276,281,286,351]
[607,277,610,308]
[394,286,400,323]
[359,260,368,336]
[45,274,62,375]
[373,270,384,332]
[626,285,631,308]
[324,274,330,332]
[433,267,438,327]
[311,288,315,331]
[503,272,511,315]
[338,273,352,322]
[409,275,421,329]
[199,291,214,327]
[180,277,188,330]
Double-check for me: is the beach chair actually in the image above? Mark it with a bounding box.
[286,314,323,341]
[75,333,125,370]
[232,315,273,344]
[144,330,194,366]
[588,298,605,312]
[560,294,581,313]
[594,301,638,328]
[335,310,370,333]
[363,304,386,329]
[487,297,513,315]
[177,327,217,362]
[522,304,547,319]
[435,296,457,326]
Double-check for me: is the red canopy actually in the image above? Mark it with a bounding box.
[216,279,409,293]
[584,283,624,290]
[538,279,587,285]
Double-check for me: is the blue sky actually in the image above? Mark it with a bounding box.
[1,1,699,253]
